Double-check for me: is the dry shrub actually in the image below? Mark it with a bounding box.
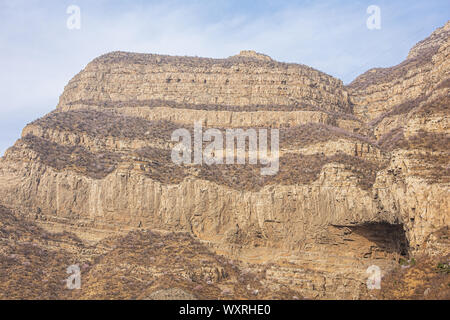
[198,152,384,191]
[32,110,178,141]
[67,98,356,121]
[20,135,121,179]
[281,123,374,147]
[377,127,406,151]
[377,253,450,300]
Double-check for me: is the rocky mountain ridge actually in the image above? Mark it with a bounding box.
[0,21,448,299]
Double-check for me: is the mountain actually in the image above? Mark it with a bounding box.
[0,22,448,299]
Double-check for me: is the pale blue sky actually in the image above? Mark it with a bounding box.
[0,0,449,155]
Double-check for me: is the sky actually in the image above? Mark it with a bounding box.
[0,0,449,156]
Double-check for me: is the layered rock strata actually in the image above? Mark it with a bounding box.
[0,22,449,299]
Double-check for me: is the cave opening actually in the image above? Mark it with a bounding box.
[348,222,410,258]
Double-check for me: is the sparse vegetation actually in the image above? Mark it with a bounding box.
[376,254,450,300]
[348,46,439,91]
[1,22,449,301]
[31,110,178,141]
[18,135,121,179]
[0,206,301,300]
[280,123,375,147]
[66,98,357,121]
[436,262,450,274]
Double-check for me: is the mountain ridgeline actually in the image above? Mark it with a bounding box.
[0,22,449,299]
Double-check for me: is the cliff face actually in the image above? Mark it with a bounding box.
[0,205,302,300]
[346,22,450,258]
[58,50,350,112]
[0,23,449,299]
[348,22,450,128]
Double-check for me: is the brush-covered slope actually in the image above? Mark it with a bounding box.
[0,206,302,300]
[0,23,449,299]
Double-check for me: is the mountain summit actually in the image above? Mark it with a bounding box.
[0,22,448,300]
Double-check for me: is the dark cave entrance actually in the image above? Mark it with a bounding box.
[348,222,410,258]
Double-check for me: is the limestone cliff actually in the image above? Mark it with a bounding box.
[0,23,448,299]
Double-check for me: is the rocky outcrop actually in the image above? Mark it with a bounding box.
[58,50,350,112]
[348,21,449,127]
[0,205,301,300]
[0,22,449,299]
